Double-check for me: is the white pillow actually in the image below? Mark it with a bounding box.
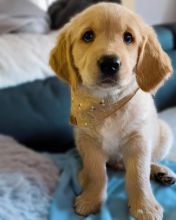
[0,32,57,89]
[0,0,49,34]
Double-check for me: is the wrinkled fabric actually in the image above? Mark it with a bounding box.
[0,0,49,34]
[0,135,59,220]
[50,149,176,220]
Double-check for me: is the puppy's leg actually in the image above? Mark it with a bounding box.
[151,163,176,186]
[122,134,163,220]
[74,135,107,216]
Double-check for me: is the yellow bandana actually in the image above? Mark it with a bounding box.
[70,88,139,128]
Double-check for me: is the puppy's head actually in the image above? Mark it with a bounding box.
[50,3,172,93]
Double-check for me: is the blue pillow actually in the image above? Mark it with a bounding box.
[0,77,73,152]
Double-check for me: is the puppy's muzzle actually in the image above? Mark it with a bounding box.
[98,55,121,79]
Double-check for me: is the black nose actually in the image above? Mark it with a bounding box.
[98,55,120,76]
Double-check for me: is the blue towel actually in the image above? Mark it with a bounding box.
[50,149,176,220]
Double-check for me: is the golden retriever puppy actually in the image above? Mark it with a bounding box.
[49,3,176,220]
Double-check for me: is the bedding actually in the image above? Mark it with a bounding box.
[0,0,49,34]
[0,33,55,89]
[0,108,175,220]
[0,77,73,152]
[0,135,58,220]
[0,32,74,152]
[50,150,176,220]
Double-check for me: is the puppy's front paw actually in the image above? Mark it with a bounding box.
[129,199,163,220]
[74,192,102,216]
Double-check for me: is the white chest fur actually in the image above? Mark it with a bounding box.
[100,91,152,159]
[100,110,128,159]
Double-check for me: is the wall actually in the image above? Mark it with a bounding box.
[122,0,135,11]
[136,0,176,25]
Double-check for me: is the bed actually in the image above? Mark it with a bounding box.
[0,2,176,219]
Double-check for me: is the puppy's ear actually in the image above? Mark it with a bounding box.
[49,26,78,89]
[136,27,172,92]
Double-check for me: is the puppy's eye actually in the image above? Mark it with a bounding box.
[82,30,95,43]
[123,32,133,44]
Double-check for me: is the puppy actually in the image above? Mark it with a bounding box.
[50,3,176,219]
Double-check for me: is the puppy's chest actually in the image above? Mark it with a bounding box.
[99,109,136,157]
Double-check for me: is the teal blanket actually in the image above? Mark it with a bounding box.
[50,149,176,220]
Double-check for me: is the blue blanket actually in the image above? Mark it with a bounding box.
[50,149,176,220]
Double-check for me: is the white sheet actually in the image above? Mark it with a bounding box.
[0,0,49,34]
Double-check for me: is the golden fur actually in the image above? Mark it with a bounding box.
[50,3,175,220]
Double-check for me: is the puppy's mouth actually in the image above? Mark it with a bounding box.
[99,77,118,88]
